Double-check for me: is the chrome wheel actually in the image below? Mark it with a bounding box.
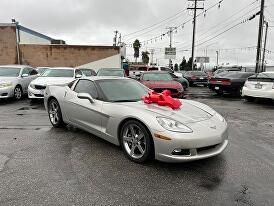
[49,100,60,125]
[122,123,147,159]
[14,86,22,100]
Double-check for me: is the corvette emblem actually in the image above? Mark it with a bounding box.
[210,126,217,130]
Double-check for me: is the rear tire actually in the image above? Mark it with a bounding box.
[120,120,153,163]
[48,98,65,128]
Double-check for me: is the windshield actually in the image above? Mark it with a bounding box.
[97,69,124,77]
[0,67,21,77]
[143,73,173,81]
[97,79,149,102]
[37,68,49,74]
[80,69,96,76]
[41,69,74,77]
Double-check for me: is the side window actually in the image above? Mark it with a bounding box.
[74,80,98,99]
[21,68,29,76]
[75,69,82,77]
[29,68,38,75]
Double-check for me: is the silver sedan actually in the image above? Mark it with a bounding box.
[0,65,37,100]
[44,77,228,163]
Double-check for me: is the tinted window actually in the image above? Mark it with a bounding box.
[148,67,158,71]
[74,80,98,98]
[80,69,96,76]
[42,69,74,77]
[75,69,82,77]
[142,73,173,81]
[97,69,124,77]
[22,68,29,76]
[0,67,21,77]
[29,68,38,75]
[97,79,149,102]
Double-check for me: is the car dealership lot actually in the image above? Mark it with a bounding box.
[0,87,273,206]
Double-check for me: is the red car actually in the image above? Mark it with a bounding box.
[139,71,184,98]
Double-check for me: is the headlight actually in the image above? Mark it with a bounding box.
[0,82,12,88]
[29,84,35,89]
[156,117,193,133]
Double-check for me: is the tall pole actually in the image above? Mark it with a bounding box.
[188,0,204,70]
[191,0,197,71]
[255,0,265,73]
[262,21,268,72]
[166,27,176,69]
[150,49,154,65]
[216,51,219,67]
[113,30,118,46]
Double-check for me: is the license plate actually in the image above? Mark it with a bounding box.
[215,86,220,90]
[255,84,262,89]
[200,77,204,79]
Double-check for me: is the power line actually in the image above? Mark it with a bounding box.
[177,5,260,50]
[125,0,225,46]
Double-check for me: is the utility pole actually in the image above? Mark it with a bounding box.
[262,20,268,72]
[12,19,21,64]
[150,49,155,65]
[188,0,204,70]
[113,30,118,46]
[166,27,177,69]
[255,0,265,73]
[216,51,219,67]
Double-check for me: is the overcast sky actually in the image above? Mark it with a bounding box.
[1,0,274,67]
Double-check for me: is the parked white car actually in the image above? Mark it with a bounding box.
[28,67,83,99]
[0,65,38,100]
[242,72,274,101]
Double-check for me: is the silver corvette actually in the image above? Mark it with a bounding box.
[44,77,228,163]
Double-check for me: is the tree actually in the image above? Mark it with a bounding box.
[180,57,187,70]
[186,57,193,71]
[174,63,179,71]
[141,51,150,64]
[133,39,141,62]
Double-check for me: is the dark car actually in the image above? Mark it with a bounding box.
[183,71,208,87]
[97,68,125,77]
[139,71,184,98]
[208,72,254,95]
[169,72,189,90]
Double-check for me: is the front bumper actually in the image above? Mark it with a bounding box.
[28,86,45,99]
[242,87,274,100]
[0,87,14,99]
[153,116,228,163]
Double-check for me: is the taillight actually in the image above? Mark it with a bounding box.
[191,75,197,80]
[221,79,231,85]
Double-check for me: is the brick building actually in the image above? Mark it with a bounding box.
[0,23,121,70]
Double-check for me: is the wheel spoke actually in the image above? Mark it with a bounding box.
[124,136,133,143]
[137,133,144,141]
[129,125,135,137]
[136,143,145,155]
[130,145,136,156]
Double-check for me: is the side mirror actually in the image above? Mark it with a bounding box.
[77,93,94,103]
[75,74,82,78]
[21,73,29,78]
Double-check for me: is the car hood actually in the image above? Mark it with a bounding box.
[119,100,212,124]
[0,77,17,83]
[141,80,181,89]
[31,77,75,86]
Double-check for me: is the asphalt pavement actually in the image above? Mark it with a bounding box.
[0,87,273,206]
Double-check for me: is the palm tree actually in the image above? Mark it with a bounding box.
[141,51,150,64]
[133,39,141,62]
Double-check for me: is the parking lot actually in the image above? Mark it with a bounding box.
[0,87,273,206]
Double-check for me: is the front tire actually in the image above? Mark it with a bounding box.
[48,98,65,128]
[14,86,23,100]
[244,96,255,102]
[120,120,153,163]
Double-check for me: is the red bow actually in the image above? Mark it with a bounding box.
[142,90,182,110]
